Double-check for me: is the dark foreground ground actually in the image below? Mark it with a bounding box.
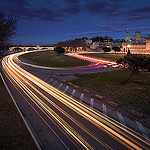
[0,72,37,150]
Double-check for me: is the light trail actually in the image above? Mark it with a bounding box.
[16,51,119,70]
[66,52,118,69]
[3,56,95,149]
[1,52,150,150]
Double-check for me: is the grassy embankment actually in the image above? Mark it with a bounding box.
[71,53,150,117]
[0,76,37,150]
[20,51,90,67]
[71,69,150,116]
[20,51,150,116]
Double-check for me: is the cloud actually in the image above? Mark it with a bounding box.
[128,27,150,31]
[130,6,150,14]
[83,0,125,18]
[1,0,126,21]
[65,26,150,36]
[1,0,150,23]
[60,1,81,15]
[0,0,74,21]
[97,24,114,31]
[125,6,150,21]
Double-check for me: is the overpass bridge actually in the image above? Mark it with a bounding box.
[9,45,55,52]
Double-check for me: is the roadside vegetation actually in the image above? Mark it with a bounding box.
[71,68,150,117]
[0,76,37,150]
[117,54,150,84]
[0,10,18,56]
[20,50,90,67]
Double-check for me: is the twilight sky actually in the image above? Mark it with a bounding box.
[1,0,150,45]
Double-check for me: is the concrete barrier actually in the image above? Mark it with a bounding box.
[73,85,79,89]
[68,82,73,86]
[62,80,66,83]
[108,101,119,108]
[83,89,90,93]
[95,94,103,100]
[130,110,144,119]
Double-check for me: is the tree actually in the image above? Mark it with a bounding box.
[81,37,88,40]
[91,36,113,42]
[127,49,130,55]
[102,46,111,52]
[54,46,65,54]
[57,38,87,48]
[112,46,120,53]
[0,10,18,54]
[117,54,150,84]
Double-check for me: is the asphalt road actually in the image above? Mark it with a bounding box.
[1,52,150,150]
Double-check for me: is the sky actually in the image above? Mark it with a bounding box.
[1,0,150,46]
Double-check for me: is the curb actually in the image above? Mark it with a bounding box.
[108,101,119,108]
[130,109,144,119]
[95,94,103,101]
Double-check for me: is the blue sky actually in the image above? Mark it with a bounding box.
[1,0,150,45]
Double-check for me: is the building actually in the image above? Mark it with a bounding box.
[133,31,145,43]
[85,40,92,45]
[121,29,150,54]
[90,42,100,50]
[121,37,150,54]
[124,29,131,43]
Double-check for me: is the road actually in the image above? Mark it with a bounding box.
[1,52,150,150]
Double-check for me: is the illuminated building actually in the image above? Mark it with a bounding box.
[124,29,131,43]
[121,29,150,53]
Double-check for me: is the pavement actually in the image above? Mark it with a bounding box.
[14,52,150,143]
[31,71,150,141]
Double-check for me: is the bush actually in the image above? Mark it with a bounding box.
[117,54,150,83]
[112,46,121,52]
[102,47,111,52]
[127,49,130,55]
[54,46,65,54]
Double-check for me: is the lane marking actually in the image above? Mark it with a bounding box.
[136,121,150,143]
[52,80,57,86]
[105,144,113,150]
[40,75,45,79]
[43,77,48,81]
[117,111,126,126]
[102,103,107,116]
[71,89,76,97]
[90,98,94,108]
[64,86,69,93]
[48,78,53,84]
[80,93,84,101]
[57,83,63,89]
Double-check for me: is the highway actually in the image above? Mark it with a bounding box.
[1,52,150,150]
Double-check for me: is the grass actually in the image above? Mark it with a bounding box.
[81,53,126,61]
[20,51,90,67]
[0,76,37,150]
[71,68,150,116]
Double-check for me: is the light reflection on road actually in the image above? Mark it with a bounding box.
[1,52,150,150]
